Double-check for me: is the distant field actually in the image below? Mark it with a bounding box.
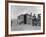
[11,19,41,31]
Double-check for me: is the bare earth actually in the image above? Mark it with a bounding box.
[11,19,41,31]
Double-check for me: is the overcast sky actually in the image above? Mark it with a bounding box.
[11,5,42,19]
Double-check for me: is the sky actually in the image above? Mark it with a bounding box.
[11,5,42,19]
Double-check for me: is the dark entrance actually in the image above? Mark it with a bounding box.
[24,14,27,24]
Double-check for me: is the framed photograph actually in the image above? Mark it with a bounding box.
[5,1,45,36]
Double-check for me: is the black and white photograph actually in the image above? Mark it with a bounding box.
[11,5,41,31]
[8,2,45,35]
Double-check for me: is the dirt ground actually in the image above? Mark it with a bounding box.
[11,20,41,31]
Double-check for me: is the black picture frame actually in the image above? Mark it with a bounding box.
[5,1,45,37]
